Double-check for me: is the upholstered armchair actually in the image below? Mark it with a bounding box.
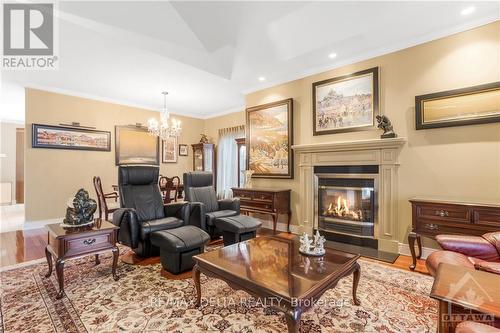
[183,171,240,238]
[426,231,500,276]
[113,165,190,257]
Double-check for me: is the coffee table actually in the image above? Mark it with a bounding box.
[192,234,361,333]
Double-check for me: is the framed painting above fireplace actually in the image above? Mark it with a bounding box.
[313,67,379,135]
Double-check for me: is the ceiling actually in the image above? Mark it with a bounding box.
[2,1,499,119]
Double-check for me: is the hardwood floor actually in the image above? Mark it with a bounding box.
[0,227,429,275]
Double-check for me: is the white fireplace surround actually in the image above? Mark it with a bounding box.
[292,137,406,253]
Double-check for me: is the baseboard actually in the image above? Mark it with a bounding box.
[398,242,437,259]
[0,218,62,233]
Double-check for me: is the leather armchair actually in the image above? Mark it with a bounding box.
[113,165,190,257]
[183,171,240,238]
[426,231,500,276]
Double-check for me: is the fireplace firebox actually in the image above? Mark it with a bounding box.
[315,166,378,239]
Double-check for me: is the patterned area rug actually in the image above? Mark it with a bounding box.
[0,249,437,332]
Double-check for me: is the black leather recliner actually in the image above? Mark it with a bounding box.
[183,171,240,238]
[113,165,190,257]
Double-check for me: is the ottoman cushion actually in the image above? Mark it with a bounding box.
[215,215,262,233]
[150,225,210,252]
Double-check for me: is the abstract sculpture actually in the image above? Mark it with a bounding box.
[299,230,326,256]
[376,115,397,138]
[62,189,97,227]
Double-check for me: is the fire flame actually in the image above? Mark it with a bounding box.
[324,195,363,221]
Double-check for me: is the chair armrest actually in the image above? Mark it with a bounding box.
[164,202,190,223]
[436,234,500,261]
[112,208,140,249]
[187,202,206,231]
[104,192,118,198]
[474,261,500,275]
[218,197,240,214]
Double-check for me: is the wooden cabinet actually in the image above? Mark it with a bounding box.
[192,143,215,173]
[408,199,500,270]
[232,187,291,233]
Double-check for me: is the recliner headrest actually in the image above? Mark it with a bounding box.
[183,171,213,188]
[119,165,159,186]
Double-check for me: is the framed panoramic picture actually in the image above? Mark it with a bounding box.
[32,124,111,151]
[115,125,159,165]
[179,144,188,156]
[415,81,500,130]
[313,67,379,135]
[246,98,293,179]
[162,136,178,163]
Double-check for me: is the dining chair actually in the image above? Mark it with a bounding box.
[93,176,120,221]
[159,175,180,204]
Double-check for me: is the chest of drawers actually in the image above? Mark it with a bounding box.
[232,187,291,233]
[408,199,500,270]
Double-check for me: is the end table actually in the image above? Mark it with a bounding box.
[44,219,120,299]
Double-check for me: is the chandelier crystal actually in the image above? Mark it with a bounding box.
[147,91,182,139]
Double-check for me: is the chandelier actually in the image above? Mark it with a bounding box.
[147,92,182,139]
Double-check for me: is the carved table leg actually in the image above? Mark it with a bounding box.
[95,254,100,265]
[416,234,422,259]
[112,247,119,281]
[352,262,361,306]
[284,308,302,333]
[55,258,65,299]
[45,246,53,278]
[193,263,201,307]
[271,214,277,234]
[408,232,421,271]
[287,212,292,233]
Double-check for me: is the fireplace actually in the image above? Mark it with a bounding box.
[315,166,378,241]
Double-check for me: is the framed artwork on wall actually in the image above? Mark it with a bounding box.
[32,124,111,151]
[162,136,178,163]
[246,98,293,179]
[179,144,188,156]
[115,125,159,165]
[415,81,500,130]
[312,67,379,135]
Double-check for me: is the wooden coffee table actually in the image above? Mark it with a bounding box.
[430,263,500,332]
[44,219,120,299]
[192,234,361,333]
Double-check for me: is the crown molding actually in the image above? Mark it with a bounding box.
[23,84,207,119]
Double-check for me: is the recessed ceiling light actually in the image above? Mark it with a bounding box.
[328,53,337,59]
[258,76,266,82]
[460,6,475,15]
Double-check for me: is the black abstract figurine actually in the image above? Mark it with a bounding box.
[376,115,397,138]
[63,189,97,225]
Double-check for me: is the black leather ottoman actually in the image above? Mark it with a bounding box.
[150,226,210,274]
[214,215,262,246]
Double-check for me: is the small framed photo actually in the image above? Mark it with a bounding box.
[162,136,177,163]
[179,144,188,156]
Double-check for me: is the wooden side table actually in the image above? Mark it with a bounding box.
[430,263,500,332]
[44,219,120,299]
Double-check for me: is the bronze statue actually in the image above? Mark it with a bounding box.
[376,115,397,138]
[199,134,209,143]
[63,189,97,226]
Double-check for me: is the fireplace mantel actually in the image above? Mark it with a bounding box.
[292,137,406,153]
[293,137,406,254]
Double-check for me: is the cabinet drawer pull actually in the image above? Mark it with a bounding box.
[83,238,96,246]
[435,210,449,217]
[424,223,439,230]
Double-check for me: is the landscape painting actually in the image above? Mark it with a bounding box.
[416,81,500,129]
[246,98,293,179]
[313,67,379,135]
[115,126,159,165]
[32,124,111,151]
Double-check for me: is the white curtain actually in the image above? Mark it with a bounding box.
[216,128,244,198]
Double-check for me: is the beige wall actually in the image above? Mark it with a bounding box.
[25,89,204,221]
[0,121,24,203]
[203,22,500,244]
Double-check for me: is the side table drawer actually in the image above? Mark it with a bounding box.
[416,204,470,223]
[65,233,113,256]
[253,192,273,202]
[234,190,253,200]
[473,209,500,227]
